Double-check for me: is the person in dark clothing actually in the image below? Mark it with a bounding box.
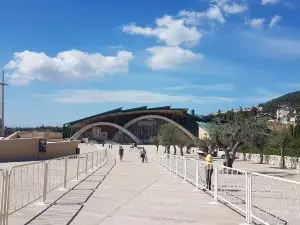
[140,148,146,163]
[119,146,124,161]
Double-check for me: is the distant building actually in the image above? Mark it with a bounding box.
[215,105,263,115]
[276,107,300,125]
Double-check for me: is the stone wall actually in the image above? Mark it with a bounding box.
[236,152,300,170]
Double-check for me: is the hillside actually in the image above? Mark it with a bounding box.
[260,91,300,114]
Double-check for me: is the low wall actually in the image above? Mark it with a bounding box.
[46,141,79,159]
[236,152,300,170]
[0,138,79,162]
[18,132,63,139]
[0,138,39,162]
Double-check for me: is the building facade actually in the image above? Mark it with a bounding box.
[63,106,209,144]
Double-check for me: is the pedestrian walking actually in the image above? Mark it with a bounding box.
[119,146,124,161]
[140,148,147,163]
[201,148,213,191]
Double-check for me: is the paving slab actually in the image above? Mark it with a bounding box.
[71,146,248,225]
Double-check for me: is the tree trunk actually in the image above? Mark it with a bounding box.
[180,147,184,156]
[167,145,170,154]
[259,148,264,164]
[173,145,177,155]
[156,146,158,152]
[280,147,285,169]
[243,152,246,161]
[186,147,191,154]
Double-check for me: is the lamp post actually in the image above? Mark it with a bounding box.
[0,70,8,137]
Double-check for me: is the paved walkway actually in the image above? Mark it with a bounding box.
[71,147,246,225]
[9,146,248,224]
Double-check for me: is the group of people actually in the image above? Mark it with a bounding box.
[118,146,147,163]
[116,144,214,191]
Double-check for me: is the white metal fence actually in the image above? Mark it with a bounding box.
[152,153,300,225]
[0,148,107,225]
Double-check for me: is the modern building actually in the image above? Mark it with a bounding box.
[63,106,211,144]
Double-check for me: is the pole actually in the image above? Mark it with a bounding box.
[43,162,49,203]
[0,70,8,137]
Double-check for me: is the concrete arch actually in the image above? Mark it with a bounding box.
[112,115,196,142]
[70,122,141,144]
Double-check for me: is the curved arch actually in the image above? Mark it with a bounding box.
[112,115,196,142]
[70,122,141,144]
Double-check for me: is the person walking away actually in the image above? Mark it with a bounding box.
[119,146,124,162]
[140,148,146,163]
[202,148,213,191]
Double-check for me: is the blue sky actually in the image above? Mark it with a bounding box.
[2,0,300,127]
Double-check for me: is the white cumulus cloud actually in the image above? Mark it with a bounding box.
[261,0,280,5]
[248,18,265,29]
[166,83,235,91]
[5,50,133,85]
[43,89,235,104]
[146,46,203,70]
[122,16,202,47]
[223,3,248,14]
[269,15,282,28]
[211,0,248,14]
[179,6,225,25]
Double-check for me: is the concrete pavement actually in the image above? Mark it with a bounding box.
[70,146,247,225]
[7,145,249,224]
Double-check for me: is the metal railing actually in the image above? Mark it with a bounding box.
[152,153,300,225]
[250,173,300,225]
[0,148,107,225]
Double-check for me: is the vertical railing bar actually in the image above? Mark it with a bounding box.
[195,160,199,191]
[63,157,68,189]
[214,166,218,201]
[43,162,49,203]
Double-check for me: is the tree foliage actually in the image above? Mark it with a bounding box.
[150,136,160,151]
[268,125,294,169]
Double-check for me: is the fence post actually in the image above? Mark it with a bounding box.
[43,161,49,203]
[246,173,252,224]
[214,166,218,201]
[76,155,80,180]
[195,160,199,191]
[183,158,187,183]
[176,156,178,176]
[91,153,94,169]
[4,170,11,225]
[96,151,99,166]
[85,154,88,174]
[169,155,172,172]
[63,157,68,189]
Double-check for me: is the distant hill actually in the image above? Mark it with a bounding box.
[260,91,300,114]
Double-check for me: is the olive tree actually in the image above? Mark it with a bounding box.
[268,124,293,169]
[247,118,270,164]
[157,123,177,154]
[211,115,254,168]
[150,135,160,152]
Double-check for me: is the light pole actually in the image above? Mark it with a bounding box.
[0,70,8,137]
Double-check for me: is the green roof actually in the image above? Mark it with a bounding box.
[64,106,206,126]
[197,122,213,134]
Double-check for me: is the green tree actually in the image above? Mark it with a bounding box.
[247,118,270,164]
[158,123,177,154]
[150,136,160,152]
[211,115,253,167]
[269,125,294,169]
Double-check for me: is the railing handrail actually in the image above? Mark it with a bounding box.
[251,172,300,185]
[0,147,108,225]
[154,152,300,225]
